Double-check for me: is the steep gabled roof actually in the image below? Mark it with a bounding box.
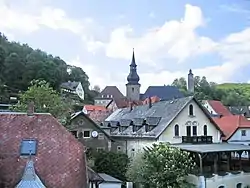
[16,159,46,188]
[207,100,232,116]
[213,115,250,140]
[70,111,113,140]
[104,96,223,138]
[95,86,124,99]
[60,81,80,91]
[141,86,184,101]
[0,112,87,188]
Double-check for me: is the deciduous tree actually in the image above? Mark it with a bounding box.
[127,143,196,188]
[13,80,70,122]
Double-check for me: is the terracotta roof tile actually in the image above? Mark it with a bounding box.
[84,105,108,112]
[0,113,87,188]
[213,115,250,140]
[207,100,232,116]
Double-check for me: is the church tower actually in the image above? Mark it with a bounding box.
[187,69,194,93]
[126,49,140,101]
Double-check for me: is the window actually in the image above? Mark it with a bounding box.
[78,131,83,138]
[98,133,104,140]
[20,139,37,156]
[117,146,122,152]
[241,130,246,136]
[189,104,194,116]
[174,124,179,137]
[132,87,134,92]
[83,131,90,138]
[204,125,208,136]
[192,126,197,136]
[236,183,242,188]
[186,126,191,136]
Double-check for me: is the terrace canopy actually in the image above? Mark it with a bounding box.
[172,143,250,176]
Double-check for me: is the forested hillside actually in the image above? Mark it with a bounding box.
[172,76,250,106]
[0,33,95,104]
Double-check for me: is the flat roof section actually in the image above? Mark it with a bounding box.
[172,143,250,153]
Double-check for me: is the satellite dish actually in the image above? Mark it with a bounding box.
[92,131,98,138]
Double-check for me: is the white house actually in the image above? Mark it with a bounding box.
[103,96,250,188]
[213,115,250,158]
[202,100,232,116]
[104,96,223,157]
[61,81,85,100]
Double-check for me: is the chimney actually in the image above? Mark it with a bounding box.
[148,97,152,108]
[27,101,35,116]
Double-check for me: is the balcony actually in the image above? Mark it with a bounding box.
[182,136,213,144]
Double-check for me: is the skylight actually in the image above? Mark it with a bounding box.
[20,139,37,156]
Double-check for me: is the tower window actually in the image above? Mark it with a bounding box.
[132,87,134,92]
[189,104,194,116]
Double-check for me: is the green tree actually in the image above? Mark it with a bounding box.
[127,143,196,188]
[13,80,70,121]
[0,32,94,104]
[93,150,129,182]
[126,152,146,185]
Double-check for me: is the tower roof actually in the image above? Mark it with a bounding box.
[16,159,46,188]
[188,69,193,75]
[127,49,140,85]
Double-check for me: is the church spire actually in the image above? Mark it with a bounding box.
[127,48,140,85]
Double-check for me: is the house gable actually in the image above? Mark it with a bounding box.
[229,128,250,142]
[159,98,222,143]
[70,111,113,151]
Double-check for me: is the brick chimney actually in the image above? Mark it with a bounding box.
[27,101,35,116]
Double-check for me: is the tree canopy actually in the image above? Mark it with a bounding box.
[0,33,94,104]
[126,143,196,188]
[92,150,129,182]
[12,80,71,123]
[172,76,250,106]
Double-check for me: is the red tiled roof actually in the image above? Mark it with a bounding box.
[207,100,232,116]
[84,105,108,112]
[0,113,87,188]
[143,96,160,105]
[213,115,250,140]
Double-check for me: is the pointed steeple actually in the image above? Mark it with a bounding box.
[127,48,140,85]
[16,159,46,188]
[188,69,193,75]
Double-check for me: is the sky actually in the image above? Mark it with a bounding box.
[0,0,250,94]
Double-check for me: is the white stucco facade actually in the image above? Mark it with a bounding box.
[228,128,250,158]
[158,100,221,144]
[125,99,222,157]
[99,182,122,188]
[188,172,250,188]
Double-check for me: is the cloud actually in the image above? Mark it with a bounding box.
[104,4,217,65]
[85,4,250,94]
[0,0,93,36]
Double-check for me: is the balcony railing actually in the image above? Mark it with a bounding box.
[182,136,213,144]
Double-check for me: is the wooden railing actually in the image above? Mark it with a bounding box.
[182,136,213,144]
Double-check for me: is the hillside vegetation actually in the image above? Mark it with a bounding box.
[172,77,250,106]
[0,33,95,104]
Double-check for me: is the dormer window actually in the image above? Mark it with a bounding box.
[189,104,194,116]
